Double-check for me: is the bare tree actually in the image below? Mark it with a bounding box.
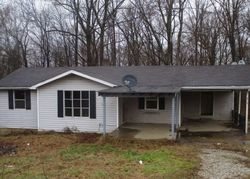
[211,0,248,62]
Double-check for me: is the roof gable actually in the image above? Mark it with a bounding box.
[30,70,116,89]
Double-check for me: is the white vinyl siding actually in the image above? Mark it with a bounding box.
[0,90,37,129]
[38,75,118,133]
[123,96,172,124]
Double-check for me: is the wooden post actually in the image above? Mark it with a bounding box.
[245,91,249,134]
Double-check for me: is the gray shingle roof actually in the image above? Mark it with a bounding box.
[0,65,250,93]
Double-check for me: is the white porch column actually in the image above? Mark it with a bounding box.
[175,94,179,128]
[245,90,249,134]
[238,91,242,125]
[103,96,107,135]
[178,93,182,127]
[232,90,235,111]
[171,94,176,140]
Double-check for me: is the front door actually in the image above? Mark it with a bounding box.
[200,92,213,116]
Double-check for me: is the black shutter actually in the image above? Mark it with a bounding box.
[138,97,145,109]
[159,97,165,110]
[26,90,31,110]
[8,90,14,109]
[58,90,64,118]
[90,91,96,119]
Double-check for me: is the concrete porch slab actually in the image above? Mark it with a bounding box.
[180,119,239,132]
[111,123,172,140]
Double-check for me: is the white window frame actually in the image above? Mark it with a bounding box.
[73,91,81,117]
[144,97,159,110]
[64,91,73,117]
[81,91,90,117]
[64,91,90,117]
[14,90,26,109]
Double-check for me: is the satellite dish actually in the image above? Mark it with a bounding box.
[238,60,246,65]
[122,74,137,91]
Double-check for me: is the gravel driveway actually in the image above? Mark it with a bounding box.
[198,149,250,179]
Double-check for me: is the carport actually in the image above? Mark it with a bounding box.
[99,86,181,140]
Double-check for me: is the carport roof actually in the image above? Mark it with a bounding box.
[99,86,181,96]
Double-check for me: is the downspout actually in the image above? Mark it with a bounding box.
[37,88,40,131]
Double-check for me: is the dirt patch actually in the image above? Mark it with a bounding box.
[0,141,17,156]
[0,128,37,136]
[76,133,101,143]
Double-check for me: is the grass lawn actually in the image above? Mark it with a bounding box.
[0,133,199,179]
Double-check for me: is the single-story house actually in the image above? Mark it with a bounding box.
[0,65,249,139]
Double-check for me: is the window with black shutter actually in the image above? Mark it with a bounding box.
[8,90,14,109]
[89,91,96,119]
[8,90,31,110]
[14,91,26,109]
[63,90,91,117]
[138,98,145,109]
[25,90,31,110]
[138,97,165,111]
[58,90,64,117]
[145,97,158,110]
[159,97,165,110]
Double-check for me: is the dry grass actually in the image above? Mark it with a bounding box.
[0,133,199,179]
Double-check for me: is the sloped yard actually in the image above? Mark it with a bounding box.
[0,133,198,179]
[2,131,250,179]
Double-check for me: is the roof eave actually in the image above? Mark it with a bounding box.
[181,86,250,90]
[0,87,31,90]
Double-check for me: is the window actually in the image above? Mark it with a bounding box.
[82,91,89,117]
[138,97,165,110]
[64,91,89,117]
[14,91,26,109]
[145,97,158,110]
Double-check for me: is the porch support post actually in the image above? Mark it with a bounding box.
[175,94,178,128]
[245,90,249,134]
[232,90,235,111]
[178,93,182,127]
[238,91,242,125]
[171,93,176,140]
[103,96,107,135]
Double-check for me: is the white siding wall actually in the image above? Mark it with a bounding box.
[123,96,173,124]
[0,91,37,129]
[38,75,118,133]
[182,91,233,121]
